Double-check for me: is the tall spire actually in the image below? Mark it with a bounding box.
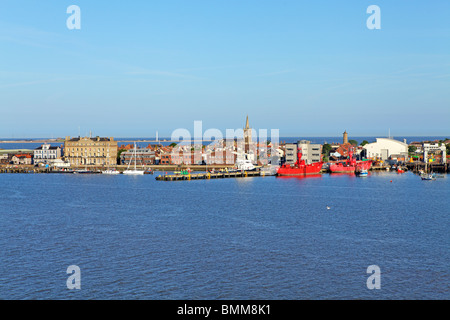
[245,115,250,129]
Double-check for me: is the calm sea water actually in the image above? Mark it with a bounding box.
[0,172,448,300]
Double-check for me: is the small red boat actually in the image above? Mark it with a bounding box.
[329,149,372,173]
[277,147,323,176]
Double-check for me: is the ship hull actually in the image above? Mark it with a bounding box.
[329,161,372,173]
[277,162,323,176]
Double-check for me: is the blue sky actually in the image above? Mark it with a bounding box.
[0,0,449,138]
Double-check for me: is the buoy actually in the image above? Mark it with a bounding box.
[390,180,392,183]
[326,206,331,210]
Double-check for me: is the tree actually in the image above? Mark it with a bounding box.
[322,143,332,162]
[408,146,417,153]
[117,149,126,164]
[360,140,369,147]
[446,143,450,156]
[348,139,358,146]
[322,143,332,155]
[169,142,177,148]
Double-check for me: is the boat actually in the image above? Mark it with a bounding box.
[356,169,368,177]
[260,164,279,176]
[123,143,145,175]
[277,146,323,176]
[329,148,372,173]
[421,173,436,180]
[73,169,100,174]
[236,158,256,171]
[397,167,405,174]
[102,168,120,175]
[174,169,190,175]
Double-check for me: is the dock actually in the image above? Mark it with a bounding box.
[156,171,263,181]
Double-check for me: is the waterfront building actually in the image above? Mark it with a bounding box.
[52,159,71,168]
[0,153,10,164]
[409,141,423,153]
[34,143,62,164]
[64,136,118,166]
[423,142,446,164]
[364,138,408,161]
[120,148,156,165]
[285,143,297,164]
[285,140,323,164]
[12,154,33,165]
[204,150,237,165]
[160,152,172,165]
[170,151,199,165]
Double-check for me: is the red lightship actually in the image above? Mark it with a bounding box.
[277,147,323,176]
[329,149,372,173]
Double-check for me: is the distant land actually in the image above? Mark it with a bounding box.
[0,136,448,146]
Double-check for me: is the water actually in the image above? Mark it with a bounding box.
[0,172,448,299]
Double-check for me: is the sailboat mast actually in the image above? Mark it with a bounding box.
[134,142,137,170]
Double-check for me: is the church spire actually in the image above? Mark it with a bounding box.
[245,115,250,129]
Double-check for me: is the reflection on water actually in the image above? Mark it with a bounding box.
[276,174,322,180]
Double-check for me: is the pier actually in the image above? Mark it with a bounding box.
[156,171,262,181]
[405,162,449,174]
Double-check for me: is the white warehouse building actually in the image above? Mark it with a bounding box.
[364,138,408,160]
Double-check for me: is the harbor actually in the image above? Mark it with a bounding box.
[1,166,448,300]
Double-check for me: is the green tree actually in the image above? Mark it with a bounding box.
[322,143,332,155]
[446,143,450,155]
[322,143,332,162]
[348,139,358,146]
[117,149,126,164]
[169,142,177,148]
[408,146,417,153]
[360,140,369,146]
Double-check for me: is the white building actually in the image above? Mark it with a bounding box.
[364,138,408,160]
[285,140,322,164]
[34,143,62,164]
[423,142,446,164]
[52,159,71,168]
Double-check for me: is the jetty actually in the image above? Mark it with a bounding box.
[156,171,262,181]
[405,162,448,174]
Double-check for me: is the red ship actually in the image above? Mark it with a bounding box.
[277,146,323,176]
[329,148,372,173]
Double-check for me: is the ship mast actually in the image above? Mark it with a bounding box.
[296,146,303,166]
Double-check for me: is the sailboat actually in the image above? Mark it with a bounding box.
[123,143,145,175]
